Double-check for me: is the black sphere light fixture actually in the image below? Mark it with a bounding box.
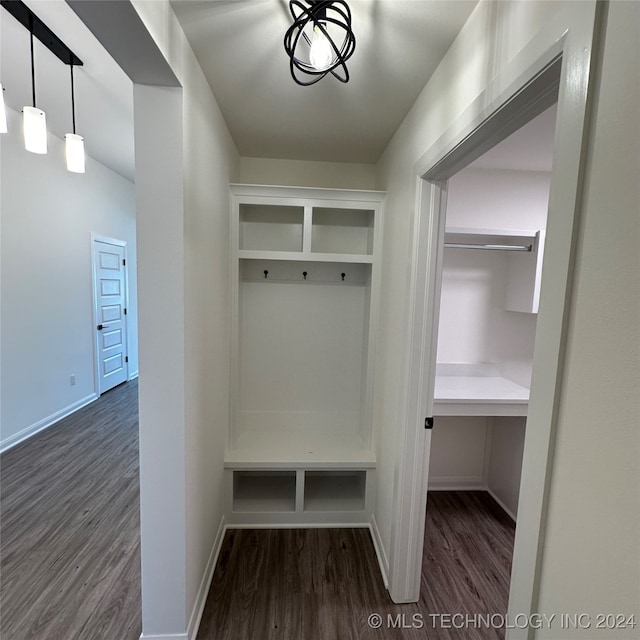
[284,0,356,86]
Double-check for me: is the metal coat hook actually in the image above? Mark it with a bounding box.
[303,271,308,280]
[264,270,269,279]
[341,272,346,281]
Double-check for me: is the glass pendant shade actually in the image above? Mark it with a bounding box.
[0,84,7,134]
[65,133,85,173]
[23,106,47,154]
[309,27,333,70]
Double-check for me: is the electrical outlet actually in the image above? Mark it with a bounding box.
[70,374,76,386]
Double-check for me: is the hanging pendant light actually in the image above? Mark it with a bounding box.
[0,83,7,134]
[24,28,47,154]
[65,63,85,173]
[284,0,356,86]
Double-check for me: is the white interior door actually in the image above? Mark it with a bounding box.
[93,237,129,394]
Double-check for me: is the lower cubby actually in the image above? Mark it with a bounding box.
[226,467,373,525]
[233,470,296,513]
[304,470,366,511]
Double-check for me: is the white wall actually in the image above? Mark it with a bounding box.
[428,416,489,488]
[488,416,526,519]
[0,107,137,451]
[535,1,640,633]
[374,0,639,630]
[239,157,376,190]
[129,2,240,637]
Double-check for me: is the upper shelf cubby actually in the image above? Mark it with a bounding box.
[239,203,304,252]
[311,207,374,256]
[232,184,384,264]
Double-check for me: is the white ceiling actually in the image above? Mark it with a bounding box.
[1,1,556,183]
[170,0,477,163]
[0,0,135,180]
[470,104,558,172]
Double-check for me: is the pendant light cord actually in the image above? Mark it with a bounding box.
[29,26,36,108]
[70,63,76,134]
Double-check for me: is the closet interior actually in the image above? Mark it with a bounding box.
[429,144,552,520]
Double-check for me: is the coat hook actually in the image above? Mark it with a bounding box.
[264,270,269,279]
[303,271,308,280]
[341,272,346,281]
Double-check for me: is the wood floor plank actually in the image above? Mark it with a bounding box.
[197,492,515,640]
[1,381,515,640]
[0,381,141,640]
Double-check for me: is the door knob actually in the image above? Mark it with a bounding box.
[97,324,110,330]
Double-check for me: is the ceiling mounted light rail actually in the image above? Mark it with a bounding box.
[0,0,84,169]
[283,0,356,86]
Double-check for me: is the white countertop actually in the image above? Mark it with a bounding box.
[434,364,529,416]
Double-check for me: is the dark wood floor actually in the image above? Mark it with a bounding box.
[0,380,141,640]
[197,492,515,640]
[1,381,515,640]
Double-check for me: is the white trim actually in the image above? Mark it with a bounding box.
[389,2,601,633]
[369,515,389,588]
[487,487,517,524]
[91,233,130,396]
[225,522,371,530]
[140,634,187,640]
[186,516,227,640]
[129,371,139,381]
[428,478,485,489]
[0,393,98,453]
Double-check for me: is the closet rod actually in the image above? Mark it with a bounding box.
[444,243,532,252]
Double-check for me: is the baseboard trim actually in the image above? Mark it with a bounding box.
[129,371,139,381]
[186,516,227,640]
[0,393,99,454]
[369,514,389,588]
[140,634,187,640]
[486,488,517,522]
[428,475,485,489]
[226,521,370,529]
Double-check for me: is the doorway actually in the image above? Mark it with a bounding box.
[388,5,602,636]
[92,235,130,394]
[423,103,557,620]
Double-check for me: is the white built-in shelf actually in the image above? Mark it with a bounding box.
[304,470,366,511]
[434,364,529,416]
[238,250,373,264]
[225,431,376,469]
[228,185,383,524]
[233,470,297,512]
[444,227,545,314]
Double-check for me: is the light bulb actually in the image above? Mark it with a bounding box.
[0,83,7,134]
[65,133,85,173]
[23,106,47,154]
[309,26,332,70]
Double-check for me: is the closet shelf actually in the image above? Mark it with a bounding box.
[444,228,539,252]
[434,364,529,417]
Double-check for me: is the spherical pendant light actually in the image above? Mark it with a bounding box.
[284,0,356,86]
